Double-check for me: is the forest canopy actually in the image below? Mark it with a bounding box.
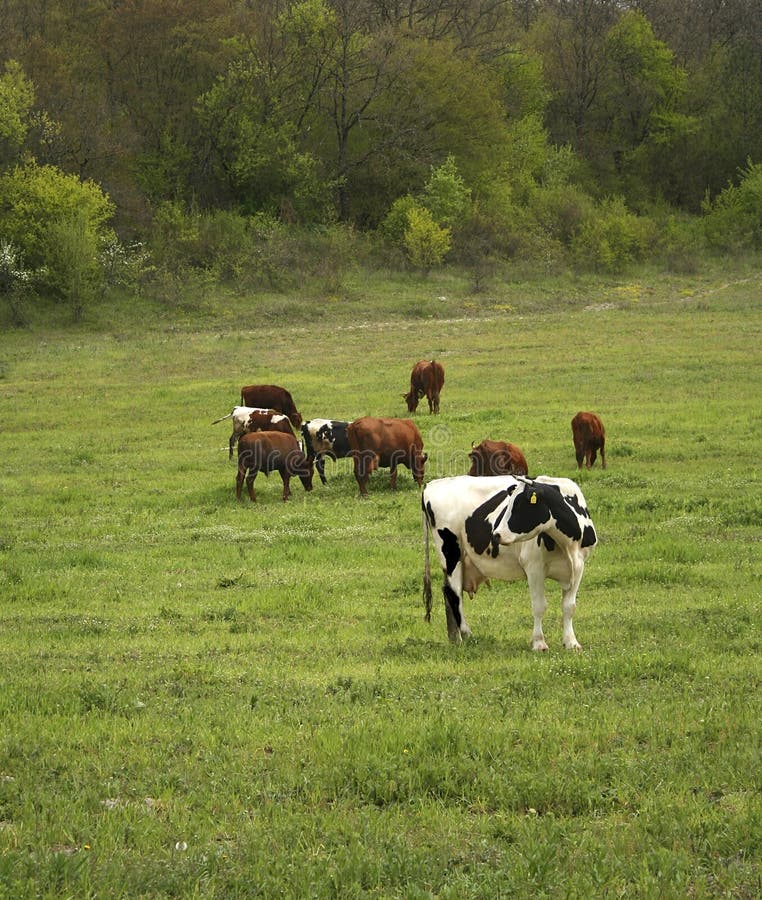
[1,0,761,318]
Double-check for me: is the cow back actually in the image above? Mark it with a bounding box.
[572,412,605,443]
[468,440,528,477]
[240,384,302,427]
[348,416,423,455]
[237,429,309,474]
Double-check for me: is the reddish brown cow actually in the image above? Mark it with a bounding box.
[572,412,606,469]
[240,384,302,428]
[468,439,529,477]
[403,360,445,414]
[236,431,314,502]
[346,416,427,497]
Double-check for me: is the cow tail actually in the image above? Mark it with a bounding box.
[423,504,432,623]
[211,412,233,425]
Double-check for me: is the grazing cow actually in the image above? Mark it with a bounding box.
[346,416,427,497]
[236,431,314,502]
[213,405,279,459]
[300,419,351,485]
[468,439,528,477]
[240,384,302,428]
[572,411,606,469]
[422,474,597,650]
[404,360,445,414]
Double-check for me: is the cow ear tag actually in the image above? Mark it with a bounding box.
[530,492,537,504]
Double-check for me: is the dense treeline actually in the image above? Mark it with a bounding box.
[1,0,762,321]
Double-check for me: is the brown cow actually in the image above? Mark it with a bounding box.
[240,384,302,428]
[236,431,314,502]
[346,416,427,497]
[213,406,293,459]
[468,439,529,477]
[572,412,606,469]
[403,360,445,414]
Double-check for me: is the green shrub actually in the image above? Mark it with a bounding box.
[527,182,594,245]
[0,161,114,271]
[570,196,658,272]
[149,200,202,272]
[380,195,421,247]
[0,162,114,318]
[403,206,451,270]
[702,160,762,252]
[46,211,102,320]
[422,155,471,229]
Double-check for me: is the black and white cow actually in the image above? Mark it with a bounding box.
[422,475,597,650]
[300,419,351,485]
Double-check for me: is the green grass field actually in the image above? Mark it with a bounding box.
[1,266,760,897]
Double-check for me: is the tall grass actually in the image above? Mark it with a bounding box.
[0,265,760,896]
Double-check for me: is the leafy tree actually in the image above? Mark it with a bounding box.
[196,55,331,221]
[598,11,696,203]
[529,0,620,152]
[0,60,34,169]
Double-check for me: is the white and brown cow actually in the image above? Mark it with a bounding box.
[422,475,597,651]
[300,418,351,485]
[213,406,293,459]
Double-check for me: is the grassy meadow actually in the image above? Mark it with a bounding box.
[0,265,761,897]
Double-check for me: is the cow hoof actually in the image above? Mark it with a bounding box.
[565,642,583,652]
[532,640,549,652]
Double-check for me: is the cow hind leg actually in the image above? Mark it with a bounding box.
[442,567,471,643]
[235,467,246,500]
[280,472,291,501]
[560,557,584,651]
[525,564,549,651]
[246,470,258,502]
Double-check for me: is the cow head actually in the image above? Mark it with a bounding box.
[412,450,428,486]
[468,442,482,476]
[290,451,314,492]
[403,391,418,413]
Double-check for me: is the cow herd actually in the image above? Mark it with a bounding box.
[212,361,607,650]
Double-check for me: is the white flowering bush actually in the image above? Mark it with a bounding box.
[100,237,153,293]
[0,240,31,324]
